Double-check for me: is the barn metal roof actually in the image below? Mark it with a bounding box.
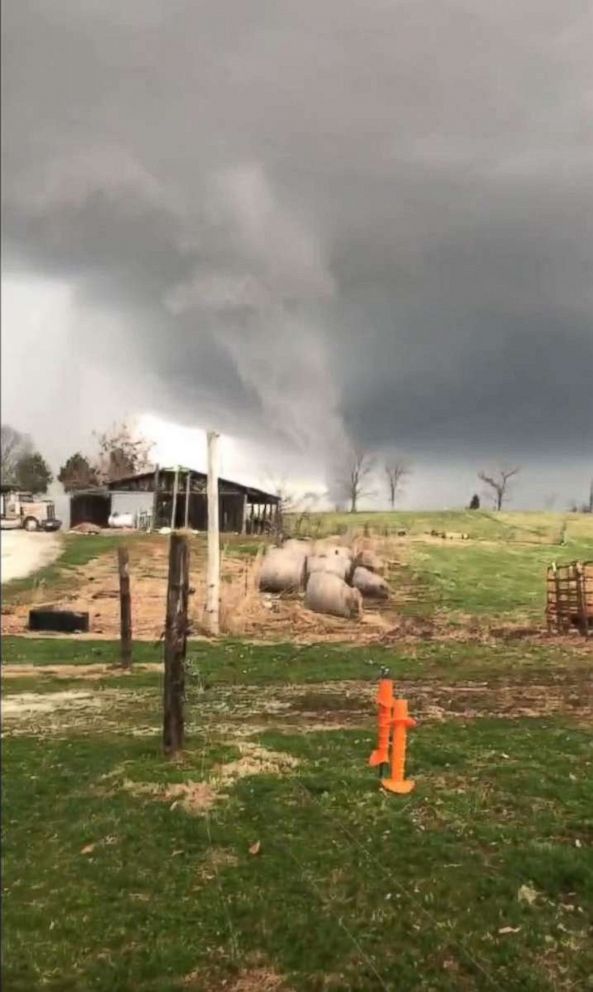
[105,467,280,503]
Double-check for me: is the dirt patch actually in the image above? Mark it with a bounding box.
[215,742,299,787]
[0,535,412,643]
[1,689,104,718]
[196,847,239,885]
[183,965,291,991]
[195,848,239,883]
[406,680,593,723]
[198,677,593,731]
[0,686,144,737]
[220,970,290,992]
[2,530,571,645]
[111,742,300,815]
[1,662,162,680]
[5,671,590,742]
[122,778,218,814]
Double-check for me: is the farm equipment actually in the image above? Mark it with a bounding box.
[369,668,417,794]
[0,487,62,532]
[546,560,592,637]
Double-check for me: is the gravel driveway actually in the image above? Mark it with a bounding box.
[1,530,62,584]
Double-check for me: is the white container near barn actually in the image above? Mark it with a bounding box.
[108,511,136,529]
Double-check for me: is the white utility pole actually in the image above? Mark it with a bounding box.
[183,470,191,529]
[206,432,220,635]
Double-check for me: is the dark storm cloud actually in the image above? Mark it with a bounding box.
[2,0,592,474]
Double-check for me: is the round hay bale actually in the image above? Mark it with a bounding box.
[259,549,306,593]
[305,572,362,620]
[352,566,390,599]
[306,554,352,582]
[353,549,385,574]
[281,539,311,559]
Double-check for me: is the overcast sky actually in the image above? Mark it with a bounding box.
[2,0,592,508]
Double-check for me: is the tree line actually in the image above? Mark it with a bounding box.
[0,425,53,494]
[0,421,152,494]
[1,420,591,513]
[334,446,593,514]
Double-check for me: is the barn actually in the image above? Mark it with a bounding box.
[69,467,280,534]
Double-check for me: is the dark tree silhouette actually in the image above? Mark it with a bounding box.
[337,447,375,513]
[58,452,100,492]
[14,452,53,494]
[1,424,32,485]
[384,459,411,509]
[478,466,520,511]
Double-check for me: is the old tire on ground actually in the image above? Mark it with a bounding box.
[28,609,90,633]
[23,517,39,532]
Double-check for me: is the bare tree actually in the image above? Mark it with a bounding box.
[1,425,32,485]
[337,447,375,513]
[384,458,411,509]
[588,477,593,514]
[478,465,520,511]
[262,475,296,535]
[264,474,296,515]
[94,420,153,484]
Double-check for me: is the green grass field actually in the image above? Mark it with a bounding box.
[2,511,593,991]
[287,508,593,544]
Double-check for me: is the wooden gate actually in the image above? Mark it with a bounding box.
[546,560,592,636]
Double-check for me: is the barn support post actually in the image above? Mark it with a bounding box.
[117,545,133,669]
[241,495,248,534]
[249,500,255,534]
[184,471,191,530]
[152,465,160,531]
[163,533,189,756]
[170,466,180,529]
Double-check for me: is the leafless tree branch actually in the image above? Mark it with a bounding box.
[477,465,520,511]
[384,458,411,509]
[336,447,375,513]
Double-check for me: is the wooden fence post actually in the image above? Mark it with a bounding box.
[117,546,132,669]
[163,533,189,756]
[206,431,220,635]
[576,562,588,638]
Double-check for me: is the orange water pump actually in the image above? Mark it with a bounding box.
[369,668,416,794]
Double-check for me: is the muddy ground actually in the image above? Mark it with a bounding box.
[3,670,591,737]
[1,537,415,642]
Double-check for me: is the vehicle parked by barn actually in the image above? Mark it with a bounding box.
[0,487,62,532]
